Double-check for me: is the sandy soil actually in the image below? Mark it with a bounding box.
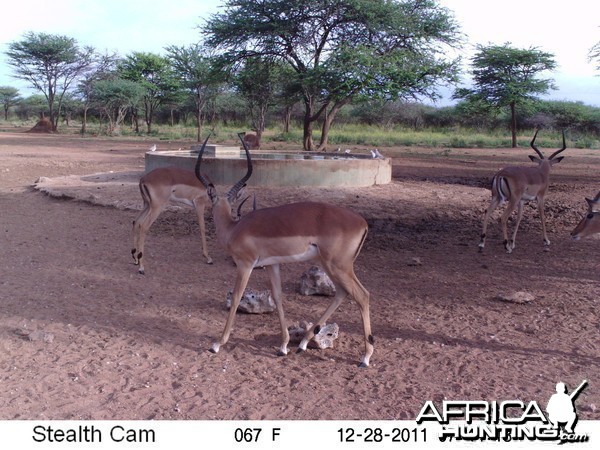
[0,131,598,421]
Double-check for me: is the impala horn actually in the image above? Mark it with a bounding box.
[548,130,567,160]
[529,128,544,159]
[194,133,213,189]
[226,132,253,202]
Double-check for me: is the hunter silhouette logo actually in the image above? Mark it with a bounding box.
[417,380,590,443]
[546,380,587,434]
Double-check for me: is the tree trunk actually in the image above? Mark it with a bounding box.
[510,102,517,148]
[81,106,88,135]
[317,99,350,151]
[282,106,291,133]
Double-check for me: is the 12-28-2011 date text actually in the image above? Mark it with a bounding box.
[338,427,426,444]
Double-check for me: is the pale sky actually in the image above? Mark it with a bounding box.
[0,0,598,106]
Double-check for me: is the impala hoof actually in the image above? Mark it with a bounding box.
[358,362,369,368]
[138,269,145,275]
[209,343,220,354]
[296,348,305,354]
[276,350,287,357]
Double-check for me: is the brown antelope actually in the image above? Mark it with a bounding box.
[195,134,374,367]
[131,167,212,275]
[571,191,600,240]
[242,131,261,150]
[479,130,567,253]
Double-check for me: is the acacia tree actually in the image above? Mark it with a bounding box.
[590,40,600,72]
[91,79,145,135]
[76,52,119,134]
[5,32,96,131]
[119,52,180,134]
[454,43,557,147]
[0,86,22,120]
[233,57,288,141]
[165,44,220,141]
[204,0,461,150]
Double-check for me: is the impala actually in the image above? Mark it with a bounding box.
[195,134,374,367]
[131,167,213,275]
[571,191,600,240]
[479,129,567,253]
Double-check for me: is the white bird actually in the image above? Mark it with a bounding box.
[370,149,377,158]
[374,149,384,159]
[344,149,351,154]
[149,144,157,152]
[336,147,341,153]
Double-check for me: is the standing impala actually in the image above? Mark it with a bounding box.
[571,191,600,240]
[479,130,566,253]
[132,167,212,275]
[195,134,374,367]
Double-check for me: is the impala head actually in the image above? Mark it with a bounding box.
[528,129,567,167]
[194,133,253,217]
[571,191,600,240]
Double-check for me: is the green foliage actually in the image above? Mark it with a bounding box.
[205,0,463,149]
[5,31,96,130]
[0,86,22,120]
[590,40,600,72]
[456,43,557,106]
[118,52,181,133]
[454,42,557,147]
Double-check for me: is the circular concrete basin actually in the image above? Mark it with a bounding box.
[145,147,391,187]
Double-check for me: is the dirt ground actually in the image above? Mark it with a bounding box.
[0,130,598,421]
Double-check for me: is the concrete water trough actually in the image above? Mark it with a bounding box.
[145,145,391,187]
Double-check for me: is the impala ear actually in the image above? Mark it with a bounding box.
[550,156,564,165]
[528,155,542,163]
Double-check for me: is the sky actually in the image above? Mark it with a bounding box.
[0,0,598,106]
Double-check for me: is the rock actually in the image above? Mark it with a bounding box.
[299,266,336,296]
[15,329,55,343]
[496,291,535,304]
[288,321,339,349]
[408,257,423,266]
[226,288,275,314]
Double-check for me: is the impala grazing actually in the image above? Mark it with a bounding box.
[571,191,600,240]
[195,134,374,367]
[479,130,567,253]
[132,167,212,275]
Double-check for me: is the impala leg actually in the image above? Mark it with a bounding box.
[193,201,213,264]
[501,199,518,253]
[210,266,252,354]
[479,196,500,252]
[132,205,164,275]
[509,201,525,251]
[537,199,550,246]
[265,264,290,356]
[298,265,373,368]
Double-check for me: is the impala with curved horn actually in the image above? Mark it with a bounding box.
[479,129,567,253]
[195,133,374,367]
[131,167,212,275]
[571,191,600,240]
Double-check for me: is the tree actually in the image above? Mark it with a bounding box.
[5,32,96,131]
[165,44,220,141]
[590,40,600,72]
[233,57,286,141]
[91,79,145,135]
[454,43,557,147]
[119,52,180,134]
[76,52,119,134]
[0,86,22,120]
[204,0,461,150]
